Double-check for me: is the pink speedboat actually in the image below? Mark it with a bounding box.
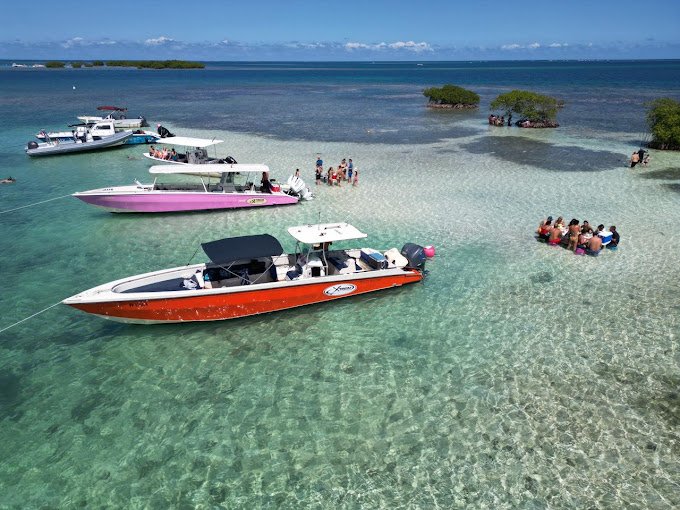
[72,164,309,213]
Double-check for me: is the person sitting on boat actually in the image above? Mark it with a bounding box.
[149,145,155,156]
[170,148,178,161]
[608,226,620,248]
[157,124,174,138]
[261,171,273,193]
[160,147,169,160]
[586,233,603,256]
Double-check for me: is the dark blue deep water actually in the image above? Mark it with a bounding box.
[2,60,679,145]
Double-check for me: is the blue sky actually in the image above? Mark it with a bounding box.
[2,0,679,60]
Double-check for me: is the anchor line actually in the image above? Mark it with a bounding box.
[0,301,62,334]
[0,194,71,214]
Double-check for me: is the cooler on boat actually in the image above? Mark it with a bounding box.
[598,230,613,245]
[271,183,281,192]
[360,248,387,269]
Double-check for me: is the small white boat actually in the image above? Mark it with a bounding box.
[26,130,132,157]
[142,136,230,164]
[72,164,308,213]
[78,106,147,130]
[62,222,428,324]
[36,122,159,145]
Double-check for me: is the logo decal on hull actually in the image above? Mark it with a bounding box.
[247,198,267,205]
[323,284,357,296]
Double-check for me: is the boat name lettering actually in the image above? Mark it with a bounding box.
[323,284,357,297]
[247,198,267,205]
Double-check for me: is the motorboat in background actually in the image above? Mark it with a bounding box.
[78,106,147,130]
[36,122,159,145]
[62,222,427,324]
[72,164,309,213]
[26,130,132,157]
[142,136,229,164]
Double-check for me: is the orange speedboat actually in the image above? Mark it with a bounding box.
[63,222,427,324]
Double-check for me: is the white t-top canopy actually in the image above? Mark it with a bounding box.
[149,164,270,175]
[154,136,223,148]
[287,223,368,244]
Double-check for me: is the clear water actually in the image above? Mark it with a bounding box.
[0,61,679,508]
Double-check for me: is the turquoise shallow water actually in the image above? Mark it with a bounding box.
[1,62,680,508]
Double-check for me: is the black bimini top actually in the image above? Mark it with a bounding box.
[202,234,283,265]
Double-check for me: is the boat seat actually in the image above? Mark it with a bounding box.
[328,256,357,275]
[286,264,302,281]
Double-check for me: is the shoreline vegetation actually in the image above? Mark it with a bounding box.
[33,60,205,69]
[646,98,680,150]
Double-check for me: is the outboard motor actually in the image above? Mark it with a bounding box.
[286,175,314,201]
[400,243,426,271]
[225,156,237,164]
[27,141,39,150]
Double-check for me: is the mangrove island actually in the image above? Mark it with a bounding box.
[646,98,680,150]
[423,85,480,109]
[490,90,561,128]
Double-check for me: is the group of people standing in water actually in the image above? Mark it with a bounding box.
[630,148,650,168]
[537,216,620,256]
[315,157,358,187]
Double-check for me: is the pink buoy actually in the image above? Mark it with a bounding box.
[424,245,436,258]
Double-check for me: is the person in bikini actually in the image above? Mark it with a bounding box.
[566,219,581,251]
[537,218,552,240]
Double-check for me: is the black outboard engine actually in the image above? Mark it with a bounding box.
[27,141,38,150]
[157,125,174,138]
[225,156,237,164]
[400,243,426,270]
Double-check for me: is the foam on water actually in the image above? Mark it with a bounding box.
[1,77,680,506]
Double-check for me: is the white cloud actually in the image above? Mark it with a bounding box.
[548,42,568,48]
[145,36,174,46]
[61,37,84,48]
[528,42,541,49]
[388,41,432,52]
[345,40,431,52]
[501,43,522,50]
[345,42,370,50]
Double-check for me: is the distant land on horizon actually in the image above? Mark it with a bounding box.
[3,58,680,65]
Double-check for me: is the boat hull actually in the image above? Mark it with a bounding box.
[73,191,299,212]
[26,132,132,157]
[66,271,423,324]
